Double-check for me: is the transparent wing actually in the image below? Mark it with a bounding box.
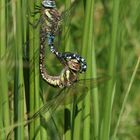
[59,76,110,104]
[29,88,67,120]
[60,0,80,24]
[55,0,81,50]
[30,76,109,121]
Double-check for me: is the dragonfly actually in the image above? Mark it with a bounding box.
[37,0,108,118]
[40,36,87,87]
[2,3,109,138]
[38,29,109,122]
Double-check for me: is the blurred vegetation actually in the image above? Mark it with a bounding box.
[0,0,140,140]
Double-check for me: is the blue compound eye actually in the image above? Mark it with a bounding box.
[42,0,56,8]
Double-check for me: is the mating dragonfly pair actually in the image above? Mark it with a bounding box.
[30,0,108,119]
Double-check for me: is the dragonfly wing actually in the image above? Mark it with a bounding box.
[77,76,110,90]
[46,76,110,106]
[30,84,86,121]
[30,87,69,120]
[55,0,80,48]
[60,0,80,24]
[62,76,110,104]
[29,76,109,121]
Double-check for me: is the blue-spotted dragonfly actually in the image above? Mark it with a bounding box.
[39,9,108,123]
[1,2,109,138]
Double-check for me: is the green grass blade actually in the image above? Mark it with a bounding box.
[112,56,140,139]
[0,0,10,138]
[81,0,99,139]
[101,0,120,140]
[14,0,26,139]
[28,0,35,138]
[81,0,91,138]
[88,3,99,140]
[63,1,73,140]
[34,0,41,139]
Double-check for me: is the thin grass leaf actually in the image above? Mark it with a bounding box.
[13,0,26,139]
[0,0,10,138]
[33,0,42,139]
[81,0,98,140]
[101,0,120,140]
[112,56,140,139]
[28,0,36,138]
[63,1,73,140]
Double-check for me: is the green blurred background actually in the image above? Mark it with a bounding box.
[0,0,140,140]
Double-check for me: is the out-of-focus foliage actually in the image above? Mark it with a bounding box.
[0,0,140,139]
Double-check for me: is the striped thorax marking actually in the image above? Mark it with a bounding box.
[45,9,52,19]
[60,67,78,87]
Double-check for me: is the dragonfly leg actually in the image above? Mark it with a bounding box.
[27,4,41,17]
[30,5,41,16]
[30,11,40,16]
[28,17,42,28]
[35,4,41,10]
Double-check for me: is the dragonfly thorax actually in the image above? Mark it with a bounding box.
[60,67,78,87]
[41,7,61,35]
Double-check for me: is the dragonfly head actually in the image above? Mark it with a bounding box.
[42,0,56,8]
[62,52,87,73]
[67,59,81,72]
[60,67,78,87]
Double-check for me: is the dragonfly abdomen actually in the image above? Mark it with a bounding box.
[39,39,63,88]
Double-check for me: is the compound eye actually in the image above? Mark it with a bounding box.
[68,59,81,72]
[42,0,56,8]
